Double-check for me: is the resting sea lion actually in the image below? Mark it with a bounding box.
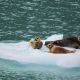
[45,36,80,49]
[46,43,76,54]
[29,36,43,49]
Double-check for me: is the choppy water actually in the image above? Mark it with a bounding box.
[0,68,80,80]
[0,0,80,41]
[0,0,80,80]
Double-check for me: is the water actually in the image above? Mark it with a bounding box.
[0,0,80,80]
[0,0,80,41]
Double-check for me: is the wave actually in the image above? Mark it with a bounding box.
[0,34,80,68]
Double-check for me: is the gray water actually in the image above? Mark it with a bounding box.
[0,0,80,80]
[0,0,80,41]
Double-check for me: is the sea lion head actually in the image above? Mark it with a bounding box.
[46,43,54,49]
[29,36,43,49]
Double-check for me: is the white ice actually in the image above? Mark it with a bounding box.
[0,34,80,68]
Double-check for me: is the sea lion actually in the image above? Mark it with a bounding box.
[46,43,76,54]
[29,36,43,49]
[45,36,80,49]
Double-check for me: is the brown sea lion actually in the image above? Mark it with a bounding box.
[46,43,76,54]
[29,36,43,49]
[45,36,80,49]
